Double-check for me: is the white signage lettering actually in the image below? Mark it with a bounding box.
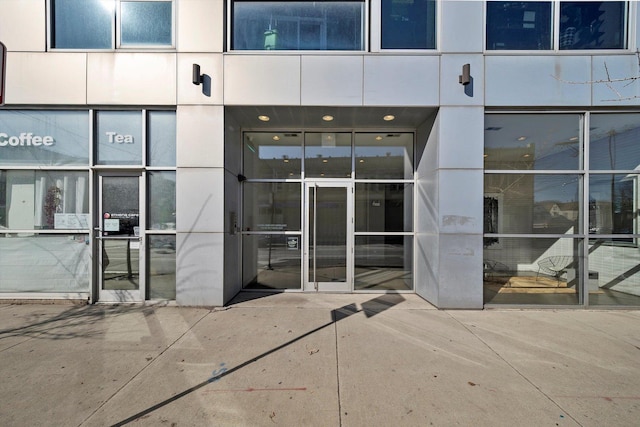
[106,132,134,144]
[0,132,55,147]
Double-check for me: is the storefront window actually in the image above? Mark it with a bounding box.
[590,113,640,170]
[147,235,176,299]
[0,110,89,166]
[381,0,436,49]
[355,133,413,179]
[305,132,352,178]
[148,171,176,230]
[243,183,301,232]
[96,111,143,165]
[232,0,364,50]
[243,132,302,179]
[589,238,640,305]
[242,234,302,289]
[148,111,176,167]
[355,183,413,232]
[354,235,413,290]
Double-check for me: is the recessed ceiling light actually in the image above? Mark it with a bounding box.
[322,115,334,122]
[483,154,489,158]
[569,136,579,141]
[258,115,270,122]
[517,136,527,141]
[375,135,383,141]
[283,159,289,163]
[523,154,530,158]
[359,159,365,163]
[322,159,328,163]
[383,115,395,121]
[272,135,280,141]
[320,173,325,176]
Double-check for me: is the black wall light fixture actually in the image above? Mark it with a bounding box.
[459,63,471,85]
[192,63,204,85]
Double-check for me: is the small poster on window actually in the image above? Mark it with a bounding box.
[287,236,299,250]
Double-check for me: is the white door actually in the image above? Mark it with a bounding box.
[96,173,144,302]
[304,182,353,291]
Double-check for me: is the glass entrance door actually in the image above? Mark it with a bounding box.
[96,173,144,302]
[304,182,352,291]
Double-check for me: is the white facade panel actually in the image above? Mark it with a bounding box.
[176,232,224,306]
[177,54,223,105]
[301,56,363,105]
[438,169,483,235]
[437,233,483,309]
[177,0,224,53]
[440,54,484,106]
[176,168,225,233]
[439,0,484,53]
[87,53,177,105]
[592,55,640,106]
[177,105,224,168]
[438,107,484,169]
[364,55,439,106]
[224,55,301,105]
[486,56,592,106]
[0,0,46,52]
[5,53,87,105]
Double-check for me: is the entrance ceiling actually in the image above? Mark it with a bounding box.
[225,106,437,130]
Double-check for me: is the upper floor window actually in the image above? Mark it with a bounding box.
[50,0,174,49]
[231,1,365,50]
[487,1,628,51]
[381,0,436,49]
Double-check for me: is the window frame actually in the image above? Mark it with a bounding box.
[484,1,633,53]
[48,0,176,51]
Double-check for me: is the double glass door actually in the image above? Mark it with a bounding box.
[304,182,353,291]
[96,173,144,302]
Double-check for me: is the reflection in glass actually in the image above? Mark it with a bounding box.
[242,234,301,289]
[147,235,176,299]
[148,111,176,166]
[305,133,352,178]
[590,114,640,170]
[484,114,581,170]
[589,174,637,235]
[484,174,580,234]
[355,183,413,232]
[102,176,139,236]
[560,2,626,50]
[0,234,90,292]
[233,1,364,50]
[486,1,552,50]
[121,1,172,46]
[588,239,640,306]
[484,237,581,305]
[243,132,302,179]
[51,0,113,49]
[243,183,301,231]
[354,236,412,290]
[0,110,90,166]
[381,0,436,49]
[355,133,413,179]
[0,170,89,230]
[102,239,139,290]
[97,111,142,165]
[308,187,347,283]
[148,172,176,230]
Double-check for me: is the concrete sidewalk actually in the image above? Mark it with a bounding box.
[0,293,639,426]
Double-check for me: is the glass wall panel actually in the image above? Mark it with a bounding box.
[233,1,364,50]
[96,111,143,165]
[0,170,89,230]
[0,110,89,166]
[51,0,114,49]
[484,237,581,305]
[147,235,176,299]
[121,1,173,46]
[355,183,413,232]
[590,114,640,170]
[242,234,301,289]
[148,111,176,167]
[484,114,582,170]
[381,0,436,49]
[305,133,352,178]
[588,238,640,306]
[486,1,552,50]
[560,2,627,50]
[244,132,302,179]
[243,183,301,231]
[355,133,413,179]
[484,174,580,234]
[354,236,412,290]
[148,171,176,230]
[0,234,90,292]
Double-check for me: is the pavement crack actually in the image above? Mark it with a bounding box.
[76,308,213,427]
[445,312,584,427]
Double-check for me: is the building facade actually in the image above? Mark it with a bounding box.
[1,0,640,308]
